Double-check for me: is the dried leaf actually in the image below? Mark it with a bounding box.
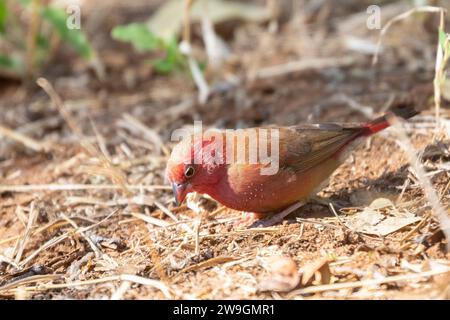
[369,197,395,210]
[346,198,421,236]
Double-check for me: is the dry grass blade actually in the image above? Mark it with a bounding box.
[180,0,210,103]
[329,202,353,231]
[80,165,130,196]
[89,117,112,161]
[154,201,195,235]
[290,267,450,296]
[36,78,94,152]
[14,202,39,266]
[295,218,340,230]
[110,281,131,300]
[0,255,20,269]
[434,9,449,123]
[118,274,172,298]
[25,0,42,79]
[207,206,227,219]
[183,0,195,44]
[65,195,155,207]
[18,209,118,268]
[372,6,445,65]
[130,212,169,227]
[61,213,102,258]
[400,213,431,243]
[390,117,450,251]
[0,218,92,247]
[1,275,173,299]
[0,124,51,152]
[196,227,279,240]
[36,78,131,196]
[119,114,169,156]
[252,56,355,80]
[0,274,63,293]
[194,217,202,255]
[0,184,170,193]
[179,256,239,274]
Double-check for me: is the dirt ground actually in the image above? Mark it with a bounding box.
[0,0,449,299]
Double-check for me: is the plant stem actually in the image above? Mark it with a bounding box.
[25,0,42,82]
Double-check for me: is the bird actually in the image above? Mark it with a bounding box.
[166,105,418,227]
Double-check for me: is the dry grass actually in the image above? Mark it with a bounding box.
[0,1,449,300]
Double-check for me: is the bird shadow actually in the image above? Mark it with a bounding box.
[296,163,412,220]
[292,137,450,220]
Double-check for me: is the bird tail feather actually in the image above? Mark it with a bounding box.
[363,104,419,135]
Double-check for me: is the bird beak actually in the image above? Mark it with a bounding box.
[172,182,188,206]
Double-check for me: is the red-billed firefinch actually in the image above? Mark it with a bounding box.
[166,105,417,225]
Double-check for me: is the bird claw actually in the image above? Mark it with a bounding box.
[234,212,266,228]
[309,196,346,209]
[249,201,307,228]
[250,217,282,228]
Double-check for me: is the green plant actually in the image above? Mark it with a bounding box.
[41,5,92,60]
[0,0,94,78]
[0,0,7,34]
[111,22,187,75]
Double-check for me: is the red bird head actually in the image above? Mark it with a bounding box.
[166,131,226,205]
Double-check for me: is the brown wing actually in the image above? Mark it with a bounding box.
[278,123,364,173]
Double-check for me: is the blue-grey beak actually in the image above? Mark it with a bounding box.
[172,182,188,206]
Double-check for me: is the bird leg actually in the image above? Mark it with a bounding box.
[250,200,306,228]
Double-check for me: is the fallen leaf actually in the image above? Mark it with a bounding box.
[400,260,424,273]
[369,197,395,210]
[368,216,421,236]
[355,208,384,227]
[346,198,421,236]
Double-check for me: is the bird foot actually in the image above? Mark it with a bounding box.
[234,212,267,228]
[249,201,306,228]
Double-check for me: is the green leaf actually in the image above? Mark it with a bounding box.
[0,0,7,33]
[0,54,23,72]
[112,26,187,75]
[36,33,50,50]
[111,23,159,52]
[19,0,32,6]
[439,30,447,50]
[163,36,180,58]
[197,61,206,72]
[152,58,175,74]
[41,6,93,59]
[151,37,188,74]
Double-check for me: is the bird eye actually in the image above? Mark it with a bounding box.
[184,166,195,178]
